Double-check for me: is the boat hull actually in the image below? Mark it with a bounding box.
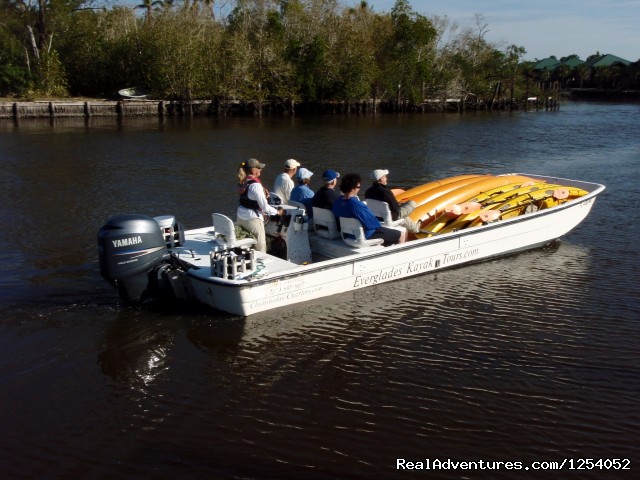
[118,87,150,99]
[185,175,602,316]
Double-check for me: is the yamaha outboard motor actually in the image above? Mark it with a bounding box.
[98,214,168,303]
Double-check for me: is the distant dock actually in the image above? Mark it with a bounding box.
[0,96,565,120]
[0,100,215,120]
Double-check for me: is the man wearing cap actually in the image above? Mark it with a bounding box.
[273,159,300,204]
[290,167,315,218]
[365,169,419,232]
[312,170,341,210]
[237,158,283,252]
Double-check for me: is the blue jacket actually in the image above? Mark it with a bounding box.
[291,184,315,218]
[332,196,381,239]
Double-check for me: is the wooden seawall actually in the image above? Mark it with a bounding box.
[0,96,562,119]
[0,100,214,119]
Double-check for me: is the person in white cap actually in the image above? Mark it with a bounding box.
[237,158,283,252]
[365,169,419,232]
[273,158,300,204]
[290,167,315,217]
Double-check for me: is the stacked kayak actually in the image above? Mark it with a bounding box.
[394,174,588,238]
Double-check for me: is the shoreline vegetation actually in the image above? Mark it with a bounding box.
[2,0,638,118]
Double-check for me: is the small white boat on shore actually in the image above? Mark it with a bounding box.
[98,173,604,316]
[118,87,150,99]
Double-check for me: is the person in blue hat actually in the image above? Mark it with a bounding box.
[312,169,341,210]
[290,167,315,218]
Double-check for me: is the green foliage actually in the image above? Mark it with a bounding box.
[369,0,438,105]
[34,49,69,97]
[56,8,142,97]
[0,63,30,97]
[139,8,222,100]
[2,0,633,106]
[0,24,31,95]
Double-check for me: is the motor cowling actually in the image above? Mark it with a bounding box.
[97,214,168,302]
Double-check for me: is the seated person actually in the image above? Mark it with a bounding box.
[332,173,402,246]
[290,167,315,218]
[365,169,419,232]
[273,158,300,204]
[312,169,341,210]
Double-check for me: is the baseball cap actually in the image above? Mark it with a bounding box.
[371,169,389,181]
[296,167,313,180]
[285,159,301,168]
[246,158,266,169]
[322,170,340,182]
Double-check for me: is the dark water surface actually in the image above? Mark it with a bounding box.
[1,103,638,479]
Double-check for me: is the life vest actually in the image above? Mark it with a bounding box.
[239,177,262,212]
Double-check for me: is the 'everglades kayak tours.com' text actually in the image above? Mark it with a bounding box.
[396,458,632,471]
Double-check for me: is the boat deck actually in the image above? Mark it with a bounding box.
[174,227,303,281]
[174,224,396,283]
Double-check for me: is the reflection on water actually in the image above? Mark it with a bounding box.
[98,313,179,389]
[1,102,639,479]
[96,242,591,388]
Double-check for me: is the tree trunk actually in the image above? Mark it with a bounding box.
[27,26,40,61]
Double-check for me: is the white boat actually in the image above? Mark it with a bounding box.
[118,87,150,99]
[97,173,604,317]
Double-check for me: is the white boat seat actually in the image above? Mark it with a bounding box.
[339,217,384,248]
[288,200,307,211]
[289,200,314,227]
[212,213,257,249]
[365,199,404,227]
[312,207,340,239]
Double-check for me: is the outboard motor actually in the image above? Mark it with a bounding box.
[98,214,169,303]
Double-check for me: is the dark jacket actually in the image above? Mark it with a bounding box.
[364,182,401,220]
[312,186,340,210]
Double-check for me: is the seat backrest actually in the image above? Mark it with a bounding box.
[288,200,307,211]
[339,217,384,248]
[312,207,340,239]
[365,199,396,226]
[212,213,256,249]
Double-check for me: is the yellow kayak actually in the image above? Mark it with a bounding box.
[419,180,549,236]
[397,174,492,207]
[436,184,563,233]
[408,174,535,225]
[467,186,589,228]
[456,180,543,207]
[432,182,561,233]
[395,174,488,203]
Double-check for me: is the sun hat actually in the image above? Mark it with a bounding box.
[296,167,313,180]
[371,169,389,181]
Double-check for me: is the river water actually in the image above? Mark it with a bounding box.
[1,102,638,479]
